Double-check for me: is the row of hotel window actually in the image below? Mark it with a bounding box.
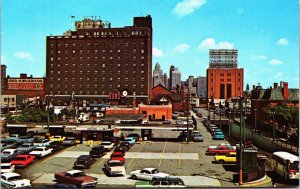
[210,73,241,77]
[50,42,145,48]
[50,49,145,54]
[49,70,146,75]
[50,63,145,68]
[49,76,145,81]
[210,79,241,82]
[50,56,145,62]
[49,90,146,95]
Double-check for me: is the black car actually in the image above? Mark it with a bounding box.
[63,137,76,146]
[113,146,126,156]
[150,177,185,187]
[127,133,140,142]
[89,146,107,158]
[73,155,95,169]
[119,141,131,151]
[48,141,64,152]
[110,137,120,146]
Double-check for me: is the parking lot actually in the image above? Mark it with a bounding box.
[14,111,238,188]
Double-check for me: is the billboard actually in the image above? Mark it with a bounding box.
[8,78,44,90]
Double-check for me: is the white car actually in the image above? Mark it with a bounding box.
[130,168,169,181]
[1,172,31,188]
[104,160,126,176]
[1,163,15,174]
[101,141,114,151]
[29,146,53,158]
[33,138,52,147]
[208,143,236,150]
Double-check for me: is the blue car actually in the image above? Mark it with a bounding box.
[213,131,225,140]
[125,137,136,145]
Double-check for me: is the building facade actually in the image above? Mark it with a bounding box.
[207,49,243,100]
[1,65,7,95]
[46,16,152,107]
[153,62,166,87]
[169,65,181,90]
[197,76,207,99]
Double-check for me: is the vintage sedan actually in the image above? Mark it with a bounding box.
[50,135,66,142]
[54,170,98,188]
[1,149,22,162]
[214,152,237,164]
[1,172,31,188]
[16,143,36,153]
[124,137,135,145]
[104,160,126,176]
[1,163,15,174]
[73,155,95,169]
[29,146,53,158]
[63,137,76,146]
[130,168,169,181]
[48,141,64,152]
[33,138,52,147]
[11,154,35,168]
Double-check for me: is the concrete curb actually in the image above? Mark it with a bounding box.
[237,175,272,187]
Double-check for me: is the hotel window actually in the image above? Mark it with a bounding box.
[133,49,136,53]
[50,71,53,75]
[50,57,54,61]
[141,70,144,74]
[72,43,75,47]
[117,49,121,53]
[141,49,144,53]
[73,50,75,54]
[65,91,68,95]
[58,78,60,81]
[80,50,83,54]
[57,91,60,94]
[58,50,61,54]
[65,44,68,47]
[102,64,105,68]
[117,64,120,67]
[87,50,90,54]
[50,43,54,47]
[50,64,53,68]
[141,56,144,60]
[95,50,98,53]
[58,71,60,74]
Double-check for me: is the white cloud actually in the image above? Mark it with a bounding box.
[274,72,284,77]
[153,47,164,57]
[269,59,283,65]
[196,38,234,50]
[13,51,33,60]
[238,7,244,14]
[173,0,206,17]
[1,55,6,64]
[173,43,190,53]
[251,54,267,60]
[277,38,289,46]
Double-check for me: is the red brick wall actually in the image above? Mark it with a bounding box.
[139,105,172,120]
[4,90,45,100]
[151,85,172,99]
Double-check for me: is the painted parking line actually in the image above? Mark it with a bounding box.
[158,139,168,167]
[97,158,105,166]
[178,143,181,167]
[41,146,78,164]
[127,142,146,167]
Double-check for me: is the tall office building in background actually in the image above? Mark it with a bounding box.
[207,49,243,100]
[153,62,166,87]
[169,65,181,90]
[46,15,152,106]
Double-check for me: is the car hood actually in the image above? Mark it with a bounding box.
[154,173,169,177]
[11,179,31,187]
[74,176,97,183]
[29,151,43,155]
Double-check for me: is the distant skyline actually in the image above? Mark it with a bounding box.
[1,0,299,88]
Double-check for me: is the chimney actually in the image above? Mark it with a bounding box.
[274,83,278,89]
[283,82,288,99]
[132,92,136,107]
[280,81,284,88]
[252,85,256,90]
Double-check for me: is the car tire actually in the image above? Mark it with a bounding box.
[218,160,225,164]
[132,175,137,180]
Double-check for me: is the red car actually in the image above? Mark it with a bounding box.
[55,170,98,188]
[110,152,125,165]
[11,154,35,168]
[206,145,236,155]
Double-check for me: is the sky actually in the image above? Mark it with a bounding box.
[1,0,299,89]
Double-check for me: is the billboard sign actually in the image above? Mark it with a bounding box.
[8,79,44,90]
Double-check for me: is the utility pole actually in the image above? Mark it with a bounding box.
[254,109,257,133]
[186,83,190,144]
[239,97,244,186]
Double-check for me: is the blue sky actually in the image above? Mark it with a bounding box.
[1,0,299,89]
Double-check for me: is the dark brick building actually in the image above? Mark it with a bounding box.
[1,65,7,94]
[207,49,244,100]
[46,16,152,107]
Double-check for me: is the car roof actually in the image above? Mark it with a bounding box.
[229,152,236,155]
[101,141,111,143]
[142,168,157,171]
[16,154,29,157]
[36,146,46,149]
[1,172,20,177]
[67,170,83,174]
[2,149,16,152]
[78,155,90,159]
[113,152,123,155]
[1,163,12,166]
[108,160,122,163]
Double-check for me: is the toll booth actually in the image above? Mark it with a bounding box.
[7,124,27,136]
[48,125,65,136]
[141,129,152,140]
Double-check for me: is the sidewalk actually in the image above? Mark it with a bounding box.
[238,175,272,187]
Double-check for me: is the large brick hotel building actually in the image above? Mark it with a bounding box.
[207,49,244,100]
[46,16,152,107]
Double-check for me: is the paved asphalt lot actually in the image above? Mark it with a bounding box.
[15,110,239,188]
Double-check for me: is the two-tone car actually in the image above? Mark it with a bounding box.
[50,135,66,142]
[16,143,37,153]
[29,146,53,158]
[1,149,22,162]
[101,141,114,151]
[214,152,237,164]
[1,163,15,174]
[1,172,31,188]
[73,155,95,169]
[54,170,98,188]
[130,168,169,181]
[104,160,126,176]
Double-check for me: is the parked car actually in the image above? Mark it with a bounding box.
[50,135,66,142]
[16,143,37,153]
[11,154,35,168]
[33,138,51,147]
[193,133,204,142]
[18,135,34,143]
[113,146,126,156]
[110,137,120,146]
[1,172,31,188]
[124,137,136,145]
[1,149,22,162]
[1,140,20,152]
[104,160,126,176]
[63,137,76,146]
[119,141,131,150]
[163,120,171,124]
[130,168,169,181]
[110,152,125,165]
[196,112,202,117]
[89,146,106,158]
[54,170,98,188]
[127,133,140,142]
[214,152,237,164]
[48,141,64,152]
[1,163,15,174]
[213,131,225,140]
[208,143,236,150]
[206,145,236,155]
[29,146,53,158]
[73,155,95,169]
[150,176,186,187]
[101,141,114,151]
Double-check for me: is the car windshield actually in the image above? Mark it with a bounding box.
[108,162,122,166]
[14,157,26,161]
[34,148,45,151]
[19,136,29,139]
[1,165,11,169]
[21,144,31,148]
[54,136,61,138]
[289,162,299,170]
[2,151,11,154]
[151,169,159,174]
[215,132,223,135]
[7,176,23,181]
[102,142,110,145]
[125,139,131,141]
[72,172,86,177]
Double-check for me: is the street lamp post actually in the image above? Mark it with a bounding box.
[220,111,222,130]
[239,98,244,185]
[272,111,275,141]
[254,109,257,133]
[228,111,231,138]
